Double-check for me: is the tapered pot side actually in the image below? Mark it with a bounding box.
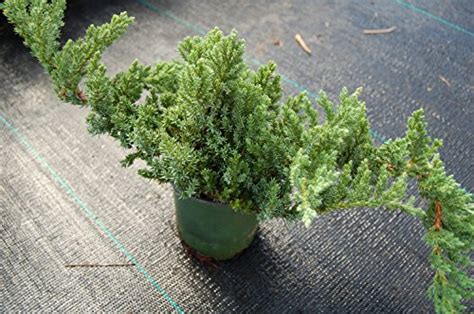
[174,189,258,261]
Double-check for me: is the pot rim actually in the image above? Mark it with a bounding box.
[172,185,229,207]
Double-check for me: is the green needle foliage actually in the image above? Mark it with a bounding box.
[4,1,473,312]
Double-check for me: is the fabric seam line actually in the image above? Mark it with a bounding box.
[394,0,474,38]
[0,113,185,314]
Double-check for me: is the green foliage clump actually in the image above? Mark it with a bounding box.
[4,1,473,312]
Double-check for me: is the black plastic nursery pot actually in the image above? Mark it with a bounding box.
[174,189,258,260]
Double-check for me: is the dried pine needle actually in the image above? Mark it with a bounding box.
[294,33,311,55]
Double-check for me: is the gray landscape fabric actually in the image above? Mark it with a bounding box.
[1,0,473,312]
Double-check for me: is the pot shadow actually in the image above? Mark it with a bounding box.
[178,213,434,313]
[179,225,335,312]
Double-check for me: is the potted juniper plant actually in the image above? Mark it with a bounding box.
[4,1,473,312]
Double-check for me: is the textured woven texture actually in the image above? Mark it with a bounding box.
[1,0,473,312]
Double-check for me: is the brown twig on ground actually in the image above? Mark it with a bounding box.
[294,33,312,55]
[363,26,396,35]
[272,39,283,47]
[65,263,135,268]
[438,75,451,87]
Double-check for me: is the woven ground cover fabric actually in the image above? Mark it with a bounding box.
[1,0,473,312]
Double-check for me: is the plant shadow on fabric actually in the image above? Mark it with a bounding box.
[181,212,434,312]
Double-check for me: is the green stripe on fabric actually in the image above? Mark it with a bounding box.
[0,113,185,314]
[395,0,474,38]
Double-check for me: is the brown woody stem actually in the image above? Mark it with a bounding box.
[434,200,442,231]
